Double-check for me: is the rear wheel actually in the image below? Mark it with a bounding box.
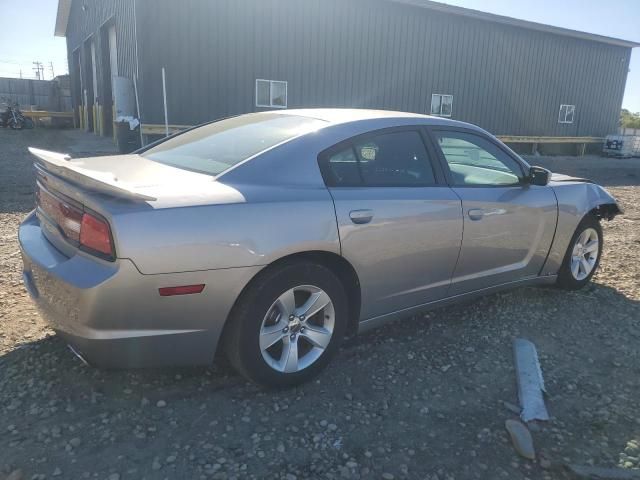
[8,117,23,130]
[557,215,602,290]
[225,261,348,387]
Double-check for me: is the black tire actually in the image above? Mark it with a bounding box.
[556,214,603,290]
[23,117,34,129]
[225,261,348,388]
[8,117,23,130]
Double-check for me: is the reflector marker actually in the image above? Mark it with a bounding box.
[158,285,206,296]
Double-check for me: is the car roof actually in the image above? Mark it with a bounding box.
[268,108,466,128]
[215,108,505,183]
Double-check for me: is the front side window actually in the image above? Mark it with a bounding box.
[558,104,575,124]
[324,130,436,187]
[435,131,523,186]
[256,79,288,108]
[430,94,453,117]
[142,114,325,176]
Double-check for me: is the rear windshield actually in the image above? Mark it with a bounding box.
[141,114,326,176]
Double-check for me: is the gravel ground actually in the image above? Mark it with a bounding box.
[0,128,639,480]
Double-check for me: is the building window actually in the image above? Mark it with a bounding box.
[558,104,575,124]
[256,79,287,108]
[430,94,453,117]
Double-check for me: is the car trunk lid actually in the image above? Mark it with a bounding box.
[30,148,157,201]
[29,148,245,209]
[30,148,248,261]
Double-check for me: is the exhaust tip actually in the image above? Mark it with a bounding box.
[67,344,90,366]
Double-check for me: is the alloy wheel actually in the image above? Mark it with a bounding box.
[259,285,335,373]
[570,227,599,281]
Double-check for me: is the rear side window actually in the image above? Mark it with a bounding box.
[323,130,436,187]
[142,114,326,176]
[326,148,361,185]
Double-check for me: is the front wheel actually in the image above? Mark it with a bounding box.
[557,215,603,290]
[225,261,348,387]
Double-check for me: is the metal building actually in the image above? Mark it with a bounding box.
[55,0,638,146]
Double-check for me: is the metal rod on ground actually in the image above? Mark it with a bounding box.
[513,338,549,422]
[133,76,144,147]
[162,67,169,137]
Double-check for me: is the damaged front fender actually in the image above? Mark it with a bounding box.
[587,184,623,220]
[540,179,622,276]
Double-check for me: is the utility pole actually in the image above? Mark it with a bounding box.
[32,61,44,80]
[49,61,55,79]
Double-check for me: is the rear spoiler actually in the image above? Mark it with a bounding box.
[28,147,156,202]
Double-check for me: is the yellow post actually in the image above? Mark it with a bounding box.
[97,104,103,136]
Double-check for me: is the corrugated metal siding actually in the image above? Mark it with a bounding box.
[0,78,65,111]
[128,0,631,136]
[64,0,138,111]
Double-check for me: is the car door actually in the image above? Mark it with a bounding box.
[318,127,463,320]
[428,128,557,296]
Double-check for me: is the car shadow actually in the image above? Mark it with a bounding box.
[1,281,638,478]
[347,280,640,353]
[0,335,244,396]
[2,281,637,393]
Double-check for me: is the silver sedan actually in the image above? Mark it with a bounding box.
[19,109,621,387]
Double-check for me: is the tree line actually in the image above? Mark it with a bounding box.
[621,109,640,129]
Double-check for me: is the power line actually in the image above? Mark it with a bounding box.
[0,59,68,80]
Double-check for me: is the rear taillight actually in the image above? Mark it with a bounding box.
[37,184,115,260]
[80,212,114,258]
[37,187,83,242]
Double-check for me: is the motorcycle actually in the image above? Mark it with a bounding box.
[1,99,34,130]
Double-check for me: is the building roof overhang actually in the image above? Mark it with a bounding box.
[54,0,640,47]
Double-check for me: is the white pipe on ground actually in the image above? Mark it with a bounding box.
[133,76,144,147]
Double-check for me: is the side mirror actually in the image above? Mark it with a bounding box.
[528,166,551,186]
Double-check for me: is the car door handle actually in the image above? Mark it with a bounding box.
[468,209,484,221]
[349,209,374,224]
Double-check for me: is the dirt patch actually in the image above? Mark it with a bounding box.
[1,129,639,480]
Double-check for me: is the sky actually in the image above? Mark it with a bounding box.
[0,0,68,81]
[0,0,638,111]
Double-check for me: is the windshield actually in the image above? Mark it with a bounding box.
[142,114,326,176]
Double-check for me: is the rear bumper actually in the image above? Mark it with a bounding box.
[19,211,261,368]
